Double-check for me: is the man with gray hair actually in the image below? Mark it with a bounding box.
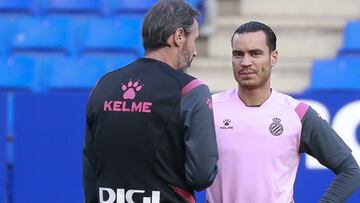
[83,1,218,202]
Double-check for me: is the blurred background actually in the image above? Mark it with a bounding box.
[0,0,359,202]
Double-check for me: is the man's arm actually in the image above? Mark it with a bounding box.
[299,106,360,202]
[181,84,218,191]
[321,156,360,202]
[83,102,98,203]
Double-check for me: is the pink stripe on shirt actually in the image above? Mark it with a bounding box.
[169,185,195,203]
[295,102,309,120]
[181,79,203,96]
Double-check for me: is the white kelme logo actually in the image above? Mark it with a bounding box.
[99,187,160,203]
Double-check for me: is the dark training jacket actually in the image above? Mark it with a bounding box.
[83,58,218,203]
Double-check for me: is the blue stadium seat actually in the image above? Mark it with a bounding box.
[78,16,144,57]
[12,92,87,203]
[0,0,36,14]
[339,20,360,56]
[0,57,37,90]
[188,0,202,8]
[41,57,108,90]
[106,0,202,14]
[82,52,137,72]
[41,0,102,15]
[310,57,360,90]
[10,17,74,56]
[0,18,15,56]
[188,0,205,24]
[0,93,6,203]
[106,0,156,14]
[105,53,137,71]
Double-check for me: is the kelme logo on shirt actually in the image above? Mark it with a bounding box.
[206,98,213,109]
[103,79,153,113]
[269,118,283,136]
[220,119,233,129]
[122,79,143,100]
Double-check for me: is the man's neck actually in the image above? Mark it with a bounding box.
[238,86,272,107]
[146,48,178,70]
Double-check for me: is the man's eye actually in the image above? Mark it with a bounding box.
[233,52,242,57]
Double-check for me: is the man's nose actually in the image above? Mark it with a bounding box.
[193,48,197,57]
[240,55,251,66]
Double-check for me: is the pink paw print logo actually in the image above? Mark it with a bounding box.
[122,79,143,100]
[206,98,213,109]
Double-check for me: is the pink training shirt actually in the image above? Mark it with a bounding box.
[207,88,306,203]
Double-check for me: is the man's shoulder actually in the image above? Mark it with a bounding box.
[272,90,301,110]
[212,88,237,104]
[158,66,199,89]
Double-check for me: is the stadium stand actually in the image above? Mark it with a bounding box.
[9,17,74,56]
[78,15,144,57]
[41,56,108,90]
[310,19,360,90]
[41,0,103,16]
[105,0,201,15]
[105,0,157,14]
[0,93,6,203]
[0,18,11,56]
[103,53,137,71]
[0,57,37,90]
[12,92,87,203]
[43,55,139,90]
[39,54,136,91]
[188,0,202,12]
[310,56,360,90]
[0,0,36,15]
[339,20,360,56]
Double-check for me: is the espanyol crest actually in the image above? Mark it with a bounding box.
[269,118,283,136]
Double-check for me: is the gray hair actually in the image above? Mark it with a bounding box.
[142,0,199,53]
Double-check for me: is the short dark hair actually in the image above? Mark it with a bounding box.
[231,21,277,52]
[142,0,199,53]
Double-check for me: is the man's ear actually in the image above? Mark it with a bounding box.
[270,50,278,67]
[174,27,186,46]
